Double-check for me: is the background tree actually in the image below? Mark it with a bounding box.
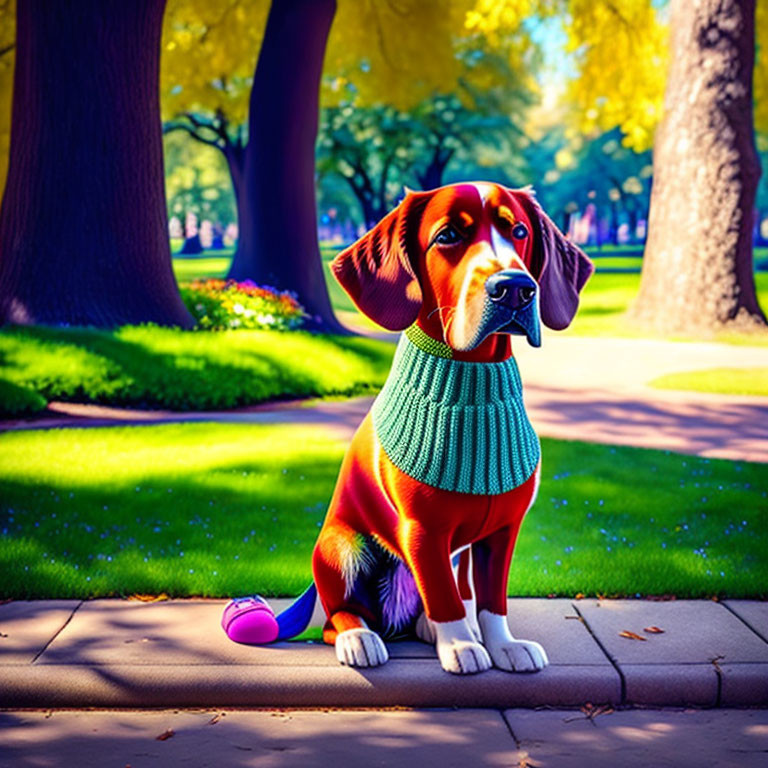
[317,102,412,229]
[161,0,267,259]
[163,131,236,247]
[630,0,765,332]
[471,0,768,335]
[0,0,192,328]
[531,127,653,244]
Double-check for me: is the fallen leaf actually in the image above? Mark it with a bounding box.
[574,593,585,600]
[130,593,169,602]
[619,630,647,641]
[564,615,582,621]
[156,729,175,741]
[644,626,665,634]
[564,703,614,725]
[208,712,226,725]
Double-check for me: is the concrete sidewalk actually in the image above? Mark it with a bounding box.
[2,707,768,767]
[2,598,767,710]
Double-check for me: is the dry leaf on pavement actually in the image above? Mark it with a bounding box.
[619,630,647,641]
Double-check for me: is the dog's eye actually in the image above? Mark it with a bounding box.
[512,223,529,240]
[434,225,463,246]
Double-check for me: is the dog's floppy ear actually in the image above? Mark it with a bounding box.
[331,192,429,330]
[514,189,594,330]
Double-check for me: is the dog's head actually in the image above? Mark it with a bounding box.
[331,183,594,351]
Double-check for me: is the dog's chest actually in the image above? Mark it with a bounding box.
[372,331,540,496]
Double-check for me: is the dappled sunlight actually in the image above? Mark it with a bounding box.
[0,709,521,767]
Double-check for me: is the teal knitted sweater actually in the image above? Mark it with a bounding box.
[372,326,540,495]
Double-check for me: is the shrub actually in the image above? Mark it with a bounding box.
[0,378,47,417]
[180,279,305,330]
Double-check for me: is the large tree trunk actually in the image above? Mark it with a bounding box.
[0,0,193,328]
[229,0,344,332]
[223,143,246,261]
[631,0,765,334]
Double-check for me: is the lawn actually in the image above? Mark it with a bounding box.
[0,325,394,415]
[1,422,765,600]
[650,367,768,397]
[173,249,768,345]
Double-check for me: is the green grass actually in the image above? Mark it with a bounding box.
[650,367,768,397]
[172,256,231,282]
[0,325,394,413]
[564,272,768,345]
[0,422,765,600]
[171,250,768,345]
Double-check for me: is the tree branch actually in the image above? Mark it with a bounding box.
[163,121,223,151]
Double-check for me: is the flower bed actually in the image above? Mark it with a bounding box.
[180,279,306,330]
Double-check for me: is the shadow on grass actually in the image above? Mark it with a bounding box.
[0,325,393,411]
[2,422,766,601]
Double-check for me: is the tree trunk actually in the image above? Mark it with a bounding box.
[416,147,454,191]
[229,0,344,332]
[630,0,765,334]
[223,143,246,261]
[0,0,193,328]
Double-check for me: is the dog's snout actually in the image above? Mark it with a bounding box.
[485,271,537,309]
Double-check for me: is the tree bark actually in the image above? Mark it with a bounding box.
[229,0,344,332]
[0,0,193,328]
[631,0,765,334]
[223,143,247,262]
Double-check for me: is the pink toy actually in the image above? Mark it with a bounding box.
[221,596,279,644]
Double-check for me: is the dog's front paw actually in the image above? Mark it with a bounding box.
[335,628,389,668]
[477,610,549,673]
[433,618,491,674]
[438,639,492,674]
[487,639,549,673]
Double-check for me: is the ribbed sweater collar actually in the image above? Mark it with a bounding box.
[372,329,540,495]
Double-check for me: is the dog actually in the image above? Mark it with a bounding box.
[224,182,593,674]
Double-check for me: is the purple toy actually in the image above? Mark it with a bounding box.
[221,596,279,644]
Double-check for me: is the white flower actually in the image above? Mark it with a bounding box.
[233,303,245,315]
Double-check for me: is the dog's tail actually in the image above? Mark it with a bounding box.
[276,582,318,640]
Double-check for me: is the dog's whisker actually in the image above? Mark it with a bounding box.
[427,305,456,321]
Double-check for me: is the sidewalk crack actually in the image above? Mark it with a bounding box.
[720,601,768,644]
[32,601,83,664]
[499,709,521,748]
[572,603,626,705]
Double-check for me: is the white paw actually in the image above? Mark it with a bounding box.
[335,628,389,668]
[437,639,492,675]
[487,639,549,672]
[433,618,492,675]
[415,611,437,644]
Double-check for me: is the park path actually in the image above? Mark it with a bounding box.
[1,335,767,463]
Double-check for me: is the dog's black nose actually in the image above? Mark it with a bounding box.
[485,271,537,309]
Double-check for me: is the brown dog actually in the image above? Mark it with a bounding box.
[302,183,592,674]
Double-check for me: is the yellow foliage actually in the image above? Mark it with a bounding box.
[161,0,269,125]
[324,1,473,109]
[0,0,15,198]
[465,0,666,152]
[564,0,667,152]
[755,0,768,135]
